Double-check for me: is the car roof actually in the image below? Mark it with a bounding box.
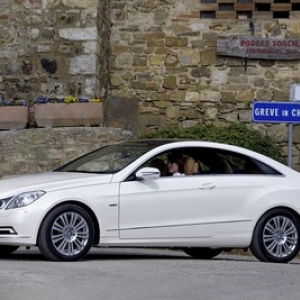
[122,138,183,145]
[117,139,297,175]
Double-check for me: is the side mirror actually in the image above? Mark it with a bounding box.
[135,167,161,181]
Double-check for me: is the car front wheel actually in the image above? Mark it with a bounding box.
[183,248,222,259]
[250,209,300,263]
[0,245,19,256]
[38,204,95,261]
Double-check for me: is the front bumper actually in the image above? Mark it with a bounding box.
[0,204,46,246]
[0,233,32,246]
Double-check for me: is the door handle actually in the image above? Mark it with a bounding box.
[199,183,216,190]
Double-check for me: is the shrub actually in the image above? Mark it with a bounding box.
[140,124,284,163]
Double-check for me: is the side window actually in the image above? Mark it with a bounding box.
[243,159,263,174]
[217,152,245,174]
[129,146,282,180]
[252,159,282,175]
[141,148,202,177]
[147,155,168,176]
[196,149,236,175]
[197,148,281,175]
[125,154,169,181]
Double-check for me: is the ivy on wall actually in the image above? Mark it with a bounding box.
[140,124,284,163]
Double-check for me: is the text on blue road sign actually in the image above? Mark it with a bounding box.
[252,101,300,123]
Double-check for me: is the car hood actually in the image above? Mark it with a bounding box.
[0,172,113,198]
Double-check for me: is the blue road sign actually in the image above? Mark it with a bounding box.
[252,101,300,123]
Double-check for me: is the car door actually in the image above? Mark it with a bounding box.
[118,174,223,239]
[118,145,285,241]
[214,174,289,242]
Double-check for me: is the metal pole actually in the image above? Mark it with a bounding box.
[288,85,293,168]
[288,123,293,168]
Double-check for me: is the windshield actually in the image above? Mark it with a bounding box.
[54,143,159,174]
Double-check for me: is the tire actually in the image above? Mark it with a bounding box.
[183,247,222,259]
[250,209,300,263]
[38,204,95,261]
[0,245,19,256]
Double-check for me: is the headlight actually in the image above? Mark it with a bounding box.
[6,191,46,210]
[0,197,13,209]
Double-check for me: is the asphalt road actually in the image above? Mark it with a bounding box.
[1,247,300,300]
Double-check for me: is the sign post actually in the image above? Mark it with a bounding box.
[252,96,300,168]
[290,84,300,102]
[288,84,300,167]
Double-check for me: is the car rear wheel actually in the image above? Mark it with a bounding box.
[183,248,222,259]
[0,245,19,256]
[38,204,95,261]
[250,209,300,263]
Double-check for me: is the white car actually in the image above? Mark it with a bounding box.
[1,139,300,263]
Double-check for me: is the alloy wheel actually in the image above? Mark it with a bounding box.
[51,211,90,256]
[263,215,298,258]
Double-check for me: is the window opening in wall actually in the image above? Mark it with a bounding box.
[200,0,297,18]
[292,3,300,10]
[255,3,271,11]
[219,3,234,10]
[201,11,216,18]
[273,11,290,17]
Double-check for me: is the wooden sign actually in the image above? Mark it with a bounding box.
[217,36,300,60]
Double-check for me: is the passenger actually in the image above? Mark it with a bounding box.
[150,158,168,176]
[167,153,185,177]
[183,156,199,175]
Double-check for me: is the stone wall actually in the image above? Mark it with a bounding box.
[0,127,132,178]
[110,0,300,132]
[109,0,300,169]
[1,0,300,173]
[0,0,104,124]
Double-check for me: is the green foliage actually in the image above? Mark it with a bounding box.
[140,124,284,163]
